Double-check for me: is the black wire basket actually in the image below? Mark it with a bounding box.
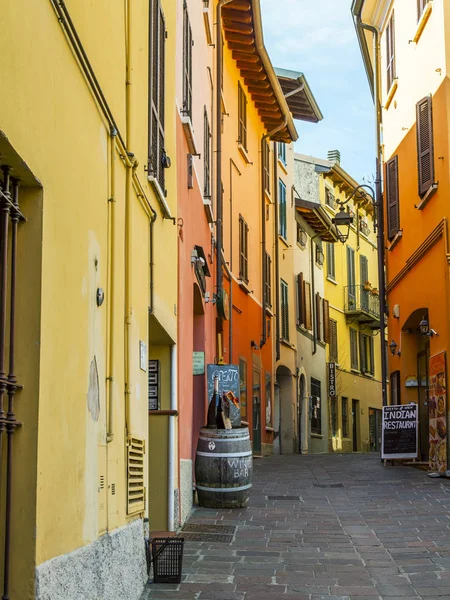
[151,537,184,584]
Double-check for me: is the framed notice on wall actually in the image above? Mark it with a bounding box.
[148,359,160,411]
[382,404,418,460]
[429,351,447,474]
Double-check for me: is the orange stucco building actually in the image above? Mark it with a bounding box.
[354,0,450,468]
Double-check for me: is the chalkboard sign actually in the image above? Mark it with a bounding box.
[206,364,241,428]
[382,404,418,460]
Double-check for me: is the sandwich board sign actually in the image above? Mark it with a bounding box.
[381,403,418,460]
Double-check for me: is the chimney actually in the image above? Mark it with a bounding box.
[327,149,341,164]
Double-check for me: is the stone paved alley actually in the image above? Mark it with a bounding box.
[142,454,450,600]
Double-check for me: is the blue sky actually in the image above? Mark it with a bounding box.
[261,0,375,184]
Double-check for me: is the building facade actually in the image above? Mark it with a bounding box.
[353,0,450,468]
[295,152,383,454]
[0,0,178,597]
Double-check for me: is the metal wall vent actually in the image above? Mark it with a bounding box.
[127,436,146,514]
[99,475,105,490]
[313,483,344,488]
[111,483,116,496]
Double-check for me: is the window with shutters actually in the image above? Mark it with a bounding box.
[329,319,338,363]
[347,246,356,304]
[238,82,247,150]
[280,279,289,341]
[182,2,193,119]
[325,187,335,208]
[262,139,270,195]
[278,142,286,165]
[342,397,348,438]
[386,12,396,93]
[297,273,304,326]
[390,370,401,405]
[417,0,428,21]
[148,0,166,193]
[264,252,272,309]
[239,215,249,284]
[386,155,400,240]
[204,107,211,198]
[350,328,359,370]
[311,378,322,435]
[279,179,287,239]
[416,96,435,198]
[360,255,369,312]
[359,332,373,375]
[304,281,312,331]
[316,293,322,341]
[323,300,330,344]
[326,243,335,280]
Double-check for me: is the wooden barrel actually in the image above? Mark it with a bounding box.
[195,426,253,508]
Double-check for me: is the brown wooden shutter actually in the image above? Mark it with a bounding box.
[416,96,435,198]
[315,293,321,341]
[297,273,304,326]
[386,155,399,240]
[304,282,312,331]
[323,300,330,343]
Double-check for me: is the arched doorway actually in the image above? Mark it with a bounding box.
[276,365,294,454]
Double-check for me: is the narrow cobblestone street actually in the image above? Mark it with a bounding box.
[143,454,450,600]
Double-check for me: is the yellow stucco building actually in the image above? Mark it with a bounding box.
[295,152,383,454]
[0,0,177,597]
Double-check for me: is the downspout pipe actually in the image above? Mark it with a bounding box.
[107,129,117,444]
[356,18,388,406]
[229,159,241,360]
[215,0,234,308]
[274,152,280,362]
[261,118,287,350]
[310,233,320,356]
[168,344,177,531]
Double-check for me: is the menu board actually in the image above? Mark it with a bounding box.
[429,351,447,474]
[382,404,418,459]
[206,364,241,427]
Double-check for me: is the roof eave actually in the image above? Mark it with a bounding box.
[351,0,375,99]
[252,1,298,142]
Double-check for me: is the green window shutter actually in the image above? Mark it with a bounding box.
[359,332,366,374]
[350,329,358,370]
[416,96,435,198]
[329,319,338,363]
[360,255,368,285]
[386,155,400,240]
[281,280,289,341]
[369,336,375,375]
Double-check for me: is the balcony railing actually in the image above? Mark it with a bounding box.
[344,285,380,328]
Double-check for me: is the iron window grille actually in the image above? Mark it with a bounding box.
[278,142,286,165]
[203,107,211,198]
[386,11,396,93]
[311,378,322,435]
[315,244,324,267]
[279,179,287,239]
[182,2,193,119]
[297,224,307,247]
[238,82,247,150]
[280,279,289,341]
[239,215,249,284]
[325,188,335,208]
[148,0,166,193]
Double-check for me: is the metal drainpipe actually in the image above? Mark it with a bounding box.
[229,159,241,361]
[261,121,287,349]
[357,19,388,407]
[215,0,233,313]
[168,344,177,531]
[274,150,280,362]
[310,233,320,355]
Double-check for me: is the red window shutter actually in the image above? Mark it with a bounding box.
[416,96,435,198]
[323,300,330,344]
[386,155,399,240]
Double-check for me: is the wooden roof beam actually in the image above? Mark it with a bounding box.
[237,61,263,72]
[222,0,251,12]
[223,22,254,35]
[232,51,259,63]
[225,32,253,45]
[222,9,252,23]
[227,41,256,53]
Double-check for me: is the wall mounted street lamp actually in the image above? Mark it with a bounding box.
[332,184,375,244]
[419,316,438,337]
[389,340,401,356]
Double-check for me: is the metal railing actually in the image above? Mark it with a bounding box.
[344,285,380,320]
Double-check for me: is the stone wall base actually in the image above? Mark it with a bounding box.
[180,459,193,526]
[36,519,147,600]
